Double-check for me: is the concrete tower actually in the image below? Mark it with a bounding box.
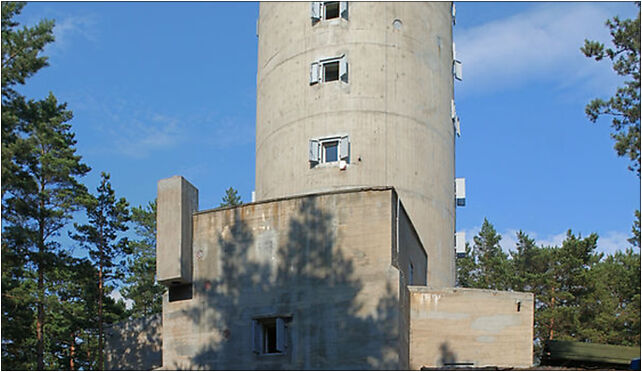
[255,2,457,287]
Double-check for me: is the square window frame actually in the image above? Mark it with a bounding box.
[318,136,347,165]
[323,1,340,20]
[252,316,290,356]
[321,139,339,163]
[322,61,340,82]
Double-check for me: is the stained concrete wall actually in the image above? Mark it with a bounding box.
[255,2,457,288]
[160,187,425,370]
[408,287,534,369]
[105,313,162,371]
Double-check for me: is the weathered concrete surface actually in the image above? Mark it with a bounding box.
[105,313,162,370]
[255,2,457,288]
[160,187,426,370]
[157,176,198,285]
[408,287,534,369]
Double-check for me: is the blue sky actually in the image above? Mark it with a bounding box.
[15,1,640,258]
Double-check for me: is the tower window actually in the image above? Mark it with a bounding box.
[324,2,340,19]
[309,136,350,165]
[322,140,339,162]
[323,61,340,82]
[311,2,348,23]
[252,317,288,355]
[310,56,348,84]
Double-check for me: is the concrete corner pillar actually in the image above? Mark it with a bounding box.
[157,176,199,286]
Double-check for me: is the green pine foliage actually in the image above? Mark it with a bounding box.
[220,186,242,207]
[122,200,165,318]
[581,5,641,177]
[71,172,130,370]
[457,219,641,363]
[455,218,512,290]
[2,92,91,369]
[1,1,55,201]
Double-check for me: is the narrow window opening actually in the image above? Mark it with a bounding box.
[324,2,340,19]
[516,301,521,312]
[252,316,288,355]
[263,320,278,354]
[409,262,414,285]
[323,61,340,82]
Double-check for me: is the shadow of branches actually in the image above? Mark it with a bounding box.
[175,196,399,370]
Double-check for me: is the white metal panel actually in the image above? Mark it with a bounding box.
[453,60,463,81]
[451,99,456,119]
[452,41,456,60]
[340,1,349,20]
[309,139,319,161]
[310,62,320,84]
[455,177,466,206]
[455,231,466,254]
[339,136,349,159]
[311,2,321,22]
[339,55,348,82]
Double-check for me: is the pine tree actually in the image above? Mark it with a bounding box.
[1,1,55,201]
[580,248,640,346]
[629,210,640,248]
[71,172,130,370]
[122,200,165,318]
[472,218,512,290]
[455,242,476,287]
[220,186,242,207]
[581,4,641,176]
[2,93,90,369]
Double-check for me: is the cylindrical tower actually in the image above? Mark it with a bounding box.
[255,2,456,287]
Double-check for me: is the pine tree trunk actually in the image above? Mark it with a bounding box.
[548,289,555,340]
[70,331,76,370]
[99,254,104,371]
[37,265,44,370]
[37,208,45,370]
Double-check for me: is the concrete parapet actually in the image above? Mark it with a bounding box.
[408,286,533,369]
[157,176,199,285]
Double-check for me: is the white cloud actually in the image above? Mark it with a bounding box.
[109,111,185,158]
[109,289,134,310]
[465,227,629,257]
[48,15,98,54]
[455,3,623,96]
[596,230,631,256]
[463,224,630,257]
